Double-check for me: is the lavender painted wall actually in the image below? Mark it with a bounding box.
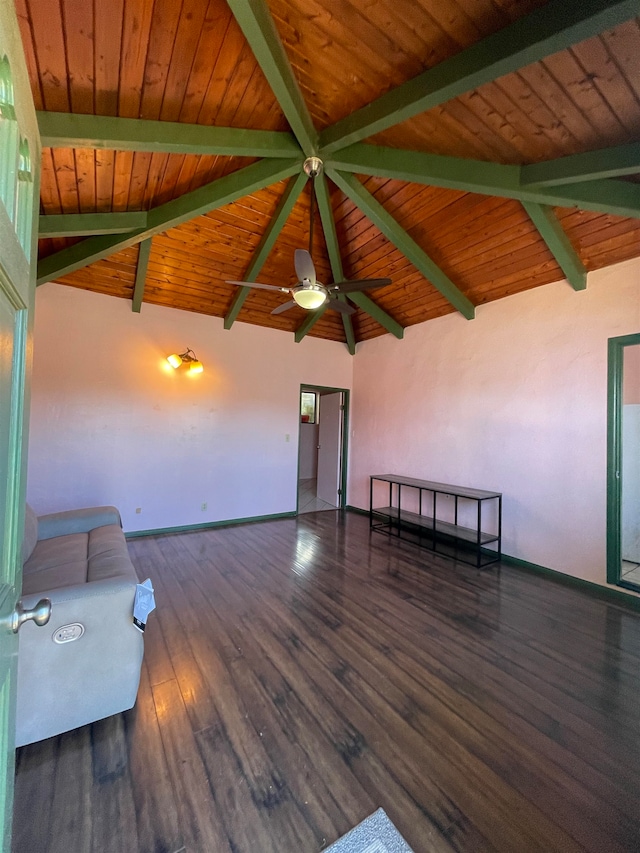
[349,258,640,586]
[27,285,353,531]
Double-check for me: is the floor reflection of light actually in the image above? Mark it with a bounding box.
[293,533,319,574]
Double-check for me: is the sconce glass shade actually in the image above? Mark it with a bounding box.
[293,285,327,310]
[167,348,203,373]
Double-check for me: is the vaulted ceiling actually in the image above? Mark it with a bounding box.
[17,0,640,351]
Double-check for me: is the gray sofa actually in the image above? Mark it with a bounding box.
[17,504,144,747]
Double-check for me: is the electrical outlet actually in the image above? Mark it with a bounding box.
[135,507,142,514]
[285,433,290,442]
[201,502,207,511]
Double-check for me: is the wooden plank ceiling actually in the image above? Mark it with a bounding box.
[15,0,640,350]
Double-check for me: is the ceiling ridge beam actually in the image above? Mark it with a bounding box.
[319,0,638,154]
[224,171,308,330]
[521,202,587,291]
[328,169,475,320]
[521,142,640,187]
[314,174,355,354]
[37,157,301,285]
[39,211,147,237]
[329,144,640,219]
[37,111,301,158]
[132,239,152,312]
[226,0,318,156]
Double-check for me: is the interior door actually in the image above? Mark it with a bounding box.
[316,392,343,507]
[0,5,40,849]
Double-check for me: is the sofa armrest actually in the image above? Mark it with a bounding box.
[17,575,144,747]
[36,506,122,540]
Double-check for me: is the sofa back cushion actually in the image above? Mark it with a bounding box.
[22,533,89,595]
[22,504,39,565]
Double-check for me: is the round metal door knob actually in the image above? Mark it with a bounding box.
[10,598,52,633]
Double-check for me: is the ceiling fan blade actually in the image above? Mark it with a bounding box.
[294,249,316,285]
[330,277,392,294]
[270,300,298,315]
[226,280,289,293]
[327,298,356,315]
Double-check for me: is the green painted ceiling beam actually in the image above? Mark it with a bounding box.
[37,111,301,158]
[328,168,475,320]
[37,156,301,285]
[315,174,345,283]
[39,211,147,237]
[37,228,147,287]
[132,238,152,312]
[224,170,308,329]
[315,173,403,345]
[329,143,640,219]
[226,0,318,156]
[314,174,355,354]
[346,291,404,340]
[319,0,638,154]
[294,304,328,343]
[521,142,640,187]
[521,201,587,291]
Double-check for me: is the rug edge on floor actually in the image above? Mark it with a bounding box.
[324,807,415,852]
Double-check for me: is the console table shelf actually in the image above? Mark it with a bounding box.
[370,475,502,568]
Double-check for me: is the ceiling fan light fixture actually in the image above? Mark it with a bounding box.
[293,284,327,310]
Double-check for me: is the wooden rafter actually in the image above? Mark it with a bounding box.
[38,112,302,159]
[132,239,151,313]
[521,142,640,187]
[224,171,308,329]
[329,144,640,220]
[313,174,355,353]
[329,169,476,320]
[39,212,147,237]
[37,158,301,285]
[520,203,587,291]
[226,0,318,156]
[319,0,639,153]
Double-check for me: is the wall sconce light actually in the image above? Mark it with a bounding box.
[167,348,204,374]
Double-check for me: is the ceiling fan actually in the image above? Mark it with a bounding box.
[227,157,391,316]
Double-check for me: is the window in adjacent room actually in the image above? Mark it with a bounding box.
[300,391,317,423]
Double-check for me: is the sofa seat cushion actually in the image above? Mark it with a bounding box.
[87,524,135,583]
[22,524,133,596]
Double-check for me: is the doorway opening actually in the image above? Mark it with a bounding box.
[607,333,640,591]
[297,385,349,514]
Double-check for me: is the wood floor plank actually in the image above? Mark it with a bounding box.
[151,677,234,853]
[46,726,93,853]
[13,511,640,852]
[89,715,140,853]
[124,662,183,853]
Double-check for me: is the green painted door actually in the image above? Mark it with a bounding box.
[0,4,40,850]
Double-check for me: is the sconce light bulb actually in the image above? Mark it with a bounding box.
[167,353,182,369]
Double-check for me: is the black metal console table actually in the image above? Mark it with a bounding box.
[369,474,502,568]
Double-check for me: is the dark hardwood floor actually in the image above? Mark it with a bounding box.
[12,510,640,852]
